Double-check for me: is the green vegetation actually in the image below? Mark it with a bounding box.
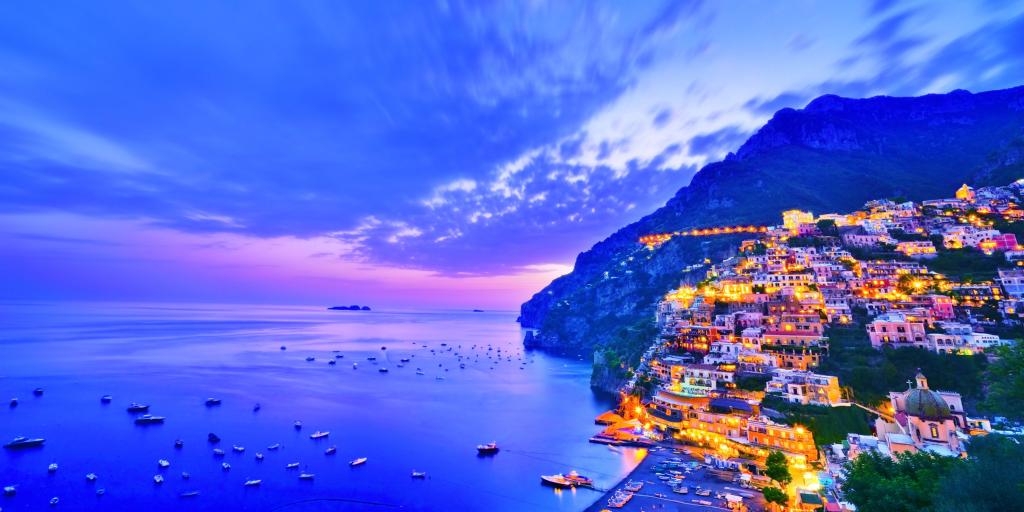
[981,342,1024,419]
[764,450,792,486]
[818,325,988,407]
[844,435,1024,512]
[762,486,788,508]
[735,373,771,392]
[922,247,1006,282]
[844,450,960,512]
[762,395,872,445]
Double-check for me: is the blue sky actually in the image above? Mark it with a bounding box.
[3,0,1024,308]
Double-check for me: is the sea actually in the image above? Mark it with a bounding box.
[0,302,643,511]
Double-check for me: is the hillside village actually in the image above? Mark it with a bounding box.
[593,181,1024,511]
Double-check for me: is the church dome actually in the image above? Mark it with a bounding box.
[904,388,952,420]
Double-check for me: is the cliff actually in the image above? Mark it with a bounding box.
[520,85,1024,392]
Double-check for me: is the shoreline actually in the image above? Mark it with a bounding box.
[583,442,767,512]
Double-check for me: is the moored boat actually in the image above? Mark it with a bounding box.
[126,403,149,412]
[349,457,367,467]
[540,474,573,488]
[135,414,166,425]
[476,442,499,455]
[411,471,427,478]
[310,431,329,439]
[4,437,45,449]
[299,473,315,480]
[244,479,261,487]
[205,398,222,406]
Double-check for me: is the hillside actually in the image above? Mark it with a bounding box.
[519,85,1024,392]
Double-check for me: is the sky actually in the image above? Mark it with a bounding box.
[3,0,1024,309]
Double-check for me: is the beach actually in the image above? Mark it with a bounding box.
[585,443,767,512]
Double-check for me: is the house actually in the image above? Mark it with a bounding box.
[766,369,846,406]
[998,268,1024,298]
[874,372,966,457]
[866,312,927,349]
[895,240,937,258]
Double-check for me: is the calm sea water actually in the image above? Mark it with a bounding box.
[0,303,642,511]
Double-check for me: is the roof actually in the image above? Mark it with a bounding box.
[904,388,953,420]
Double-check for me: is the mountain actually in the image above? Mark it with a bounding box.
[519,85,1024,392]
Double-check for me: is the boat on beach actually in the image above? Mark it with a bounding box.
[4,437,45,449]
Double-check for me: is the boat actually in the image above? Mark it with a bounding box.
[367,356,376,361]
[50,497,59,506]
[299,473,315,480]
[286,462,300,469]
[9,398,17,407]
[564,471,593,487]
[233,445,245,452]
[126,403,149,412]
[280,345,286,351]
[540,474,573,488]
[400,358,411,363]
[179,491,199,498]
[415,370,425,375]
[310,431,329,439]
[476,442,499,455]
[213,448,225,456]
[673,486,689,494]
[208,432,221,443]
[33,388,43,396]
[268,443,281,450]
[157,459,170,468]
[153,475,164,484]
[135,414,166,425]
[349,457,367,467]
[293,421,302,430]
[221,462,231,471]
[86,473,97,482]
[181,472,190,480]
[100,395,113,403]
[253,403,261,412]
[623,480,643,493]
[305,356,315,362]
[96,488,105,495]
[325,446,336,455]
[607,491,633,508]
[328,360,337,365]
[4,436,44,450]
[48,463,58,473]
[255,452,264,461]
[244,479,261,487]
[435,376,445,380]
[335,354,344,359]
[205,398,221,406]
[3,486,15,496]
[353,363,359,368]
[411,471,427,479]
[378,367,389,373]
[175,439,184,448]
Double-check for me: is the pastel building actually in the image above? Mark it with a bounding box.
[866,312,927,349]
[874,372,966,457]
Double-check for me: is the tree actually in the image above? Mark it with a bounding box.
[816,219,838,236]
[762,486,788,508]
[934,434,1024,512]
[844,451,961,512]
[765,450,792,486]
[982,342,1024,419]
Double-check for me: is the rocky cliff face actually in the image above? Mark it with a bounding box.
[521,85,1024,393]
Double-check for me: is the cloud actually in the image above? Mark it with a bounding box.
[687,125,751,159]
[652,107,673,128]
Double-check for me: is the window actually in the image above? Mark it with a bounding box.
[929,424,939,438]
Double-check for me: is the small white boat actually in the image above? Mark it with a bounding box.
[181,472,190,480]
[213,448,225,457]
[96,488,105,495]
[244,479,261,487]
[416,370,425,375]
[293,421,302,430]
[325,446,336,455]
[378,367,389,373]
[298,473,315,480]
[3,485,15,496]
[233,445,245,453]
[50,497,59,506]
[353,363,358,369]
[349,457,367,467]
[157,459,170,468]
[153,474,164,484]
[221,462,231,471]
[286,462,300,469]
[85,473,97,482]
[411,471,427,479]
[268,443,281,450]
[255,452,264,461]
[48,463,58,473]
[310,431,329,439]
[179,491,200,498]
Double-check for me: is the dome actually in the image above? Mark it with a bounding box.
[904,388,952,420]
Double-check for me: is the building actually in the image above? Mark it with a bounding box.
[783,210,815,233]
[866,312,927,349]
[895,240,937,258]
[874,372,966,457]
[766,369,846,406]
[955,184,975,203]
[998,268,1024,298]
